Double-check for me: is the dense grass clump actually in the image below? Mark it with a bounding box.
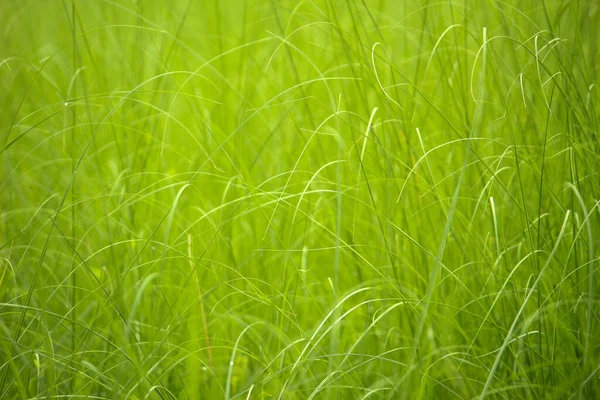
[1,1,599,398]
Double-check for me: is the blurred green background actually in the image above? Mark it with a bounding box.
[1,1,599,398]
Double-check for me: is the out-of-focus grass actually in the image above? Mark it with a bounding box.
[1,1,599,398]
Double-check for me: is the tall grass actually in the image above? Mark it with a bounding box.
[1,1,599,398]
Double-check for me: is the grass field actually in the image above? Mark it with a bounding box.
[1,1,599,398]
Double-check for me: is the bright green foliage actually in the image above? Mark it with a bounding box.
[1,1,599,399]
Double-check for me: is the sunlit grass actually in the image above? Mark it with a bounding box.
[1,1,599,399]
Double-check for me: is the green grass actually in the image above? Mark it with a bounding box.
[1,0,599,398]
